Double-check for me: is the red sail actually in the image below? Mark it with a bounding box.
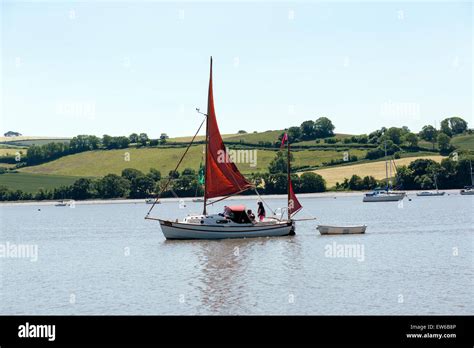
[205,58,253,199]
[288,179,302,217]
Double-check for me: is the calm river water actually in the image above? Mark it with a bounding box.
[0,193,472,315]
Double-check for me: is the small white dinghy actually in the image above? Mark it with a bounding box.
[317,225,367,235]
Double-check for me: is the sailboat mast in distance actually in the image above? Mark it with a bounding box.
[287,136,291,219]
[385,140,388,190]
[203,56,212,215]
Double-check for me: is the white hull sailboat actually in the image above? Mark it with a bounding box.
[363,141,405,202]
[460,161,474,195]
[460,189,474,195]
[160,217,294,240]
[145,58,303,240]
[363,191,405,202]
[416,173,445,196]
[417,191,445,197]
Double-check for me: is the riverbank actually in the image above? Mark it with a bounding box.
[0,189,465,206]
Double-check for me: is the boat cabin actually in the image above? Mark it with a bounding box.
[222,205,252,224]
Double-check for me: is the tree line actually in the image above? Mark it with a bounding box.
[333,155,473,191]
[1,116,469,168]
[0,150,328,201]
[1,151,472,201]
[275,116,469,160]
[0,133,170,166]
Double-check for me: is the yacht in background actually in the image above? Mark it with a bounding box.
[417,174,445,196]
[460,161,474,195]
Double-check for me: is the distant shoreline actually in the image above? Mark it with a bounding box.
[0,189,465,206]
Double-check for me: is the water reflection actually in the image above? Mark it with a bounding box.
[195,239,254,314]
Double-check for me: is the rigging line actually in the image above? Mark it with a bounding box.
[254,188,276,216]
[204,188,251,206]
[170,188,179,199]
[145,116,206,218]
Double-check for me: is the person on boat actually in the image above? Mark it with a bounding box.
[257,202,266,222]
[222,206,235,220]
[247,209,255,222]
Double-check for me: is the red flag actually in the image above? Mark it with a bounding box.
[280,133,288,149]
[288,179,302,217]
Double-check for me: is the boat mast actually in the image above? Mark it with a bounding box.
[384,140,388,191]
[389,152,392,189]
[203,118,209,215]
[202,57,212,216]
[470,160,474,187]
[287,136,291,220]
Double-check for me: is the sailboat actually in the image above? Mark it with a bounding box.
[460,160,474,195]
[417,174,445,196]
[145,57,302,239]
[363,141,405,202]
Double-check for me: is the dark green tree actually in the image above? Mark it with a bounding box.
[404,132,419,148]
[121,168,144,182]
[440,117,468,136]
[314,117,335,138]
[437,133,452,154]
[419,125,438,150]
[300,120,316,140]
[299,172,326,192]
[96,174,130,198]
[138,133,149,146]
[129,133,139,143]
[71,178,95,200]
[129,175,155,198]
[148,168,162,181]
[268,151,294,174]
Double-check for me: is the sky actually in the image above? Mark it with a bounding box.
[1,0,472,138]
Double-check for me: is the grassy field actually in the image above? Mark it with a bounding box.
[309,155,445,187]
[0,172,78,193]
[0,136,70,145]
[10,152,445,193]
[223,131,354,145]
[167,133,237,142]
[224,130,283,144]
[0,148,27,156]
[168,130,284,144]
[451,134,474,151]
[19,146,368,177]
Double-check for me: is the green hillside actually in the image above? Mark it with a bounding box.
[0,172,77,193]
[451,134,474,151]
[2,130,471,196]
[19,146,368,177]
[224,130,284,144]
[0,136,70,146]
